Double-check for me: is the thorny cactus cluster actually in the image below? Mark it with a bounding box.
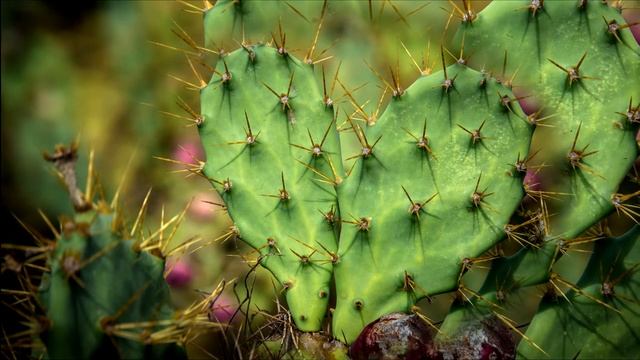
[193,0,639,358]
[1,143,225,358]
[1,0,638,359]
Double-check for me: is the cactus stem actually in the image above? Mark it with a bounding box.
[44,142,92,212]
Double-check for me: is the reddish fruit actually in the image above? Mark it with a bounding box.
[623,12,640,45]
[438,316,515,360]
[523,169,543,193]
[350,313,440,360]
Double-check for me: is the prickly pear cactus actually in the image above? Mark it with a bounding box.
[202,0,314,51]
[199,44,344,331]
[455,0,640,238]
[39,213,179,359]
[436,2,639,355]
[332,63,533,342]
[182,0,640,356]
[520,225,640,359]
[34,145,186,359]
[0,145,207,359]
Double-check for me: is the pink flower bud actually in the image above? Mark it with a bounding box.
[172,139,204,165]
[524,169,543,193]
[189,191,221,222]
[164,258,193,288]
[208,295,235,323]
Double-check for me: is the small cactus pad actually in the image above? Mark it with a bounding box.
[38,211,179,359]
[332,63,533,342]
[519,225,640,359]
[456,0,640,238]
[199,45,343,331]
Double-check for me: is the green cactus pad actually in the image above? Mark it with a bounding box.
[331,63,533,343]
[39,211,179,359]
[456,0,640,239]
[199,44,343,331]
[437,241,558,341]
[203,0,316,52]
[519,225,640,359]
